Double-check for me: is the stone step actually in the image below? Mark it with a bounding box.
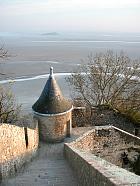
[1,143,78,186]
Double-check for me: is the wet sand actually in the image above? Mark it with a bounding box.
[1,36,140,80]
[0,35,140,112]
[5,75,72,113]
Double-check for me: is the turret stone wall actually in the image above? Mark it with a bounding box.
[0,121,39,181]
[36,110,72,143]
[32,67,73,143]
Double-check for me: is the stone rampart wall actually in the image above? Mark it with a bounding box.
[0,121,39,181]
[64,126,140,186]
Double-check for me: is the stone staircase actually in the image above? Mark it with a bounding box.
[1,127,91,186]
[1,142,78,186]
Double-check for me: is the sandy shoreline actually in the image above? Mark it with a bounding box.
[0,72,73,84]
[0,60,79,80]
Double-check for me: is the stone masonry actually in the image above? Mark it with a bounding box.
[32,67,73,143]
[64,126,140,186]
[36,111,72,143]
[0,122,39,181]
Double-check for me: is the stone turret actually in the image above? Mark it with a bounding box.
[32,67,73,143]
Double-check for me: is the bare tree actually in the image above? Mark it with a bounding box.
[0,46,22,124]
[0,46,10,76]
[0,46,8,58]
[67,51,140,122]
[0,86,22,123]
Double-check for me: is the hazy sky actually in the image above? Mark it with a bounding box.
[0,0,140,33]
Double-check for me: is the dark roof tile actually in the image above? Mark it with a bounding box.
[32,67,72,114]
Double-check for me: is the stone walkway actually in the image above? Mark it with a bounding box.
[1,127,91,186]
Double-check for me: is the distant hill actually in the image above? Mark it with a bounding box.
[41,32,59,36]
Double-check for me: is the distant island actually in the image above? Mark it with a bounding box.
[41,32,59,36]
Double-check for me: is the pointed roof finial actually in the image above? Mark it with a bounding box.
[50,67,54,78]
[32,66,72,114]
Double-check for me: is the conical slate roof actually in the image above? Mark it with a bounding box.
[32,67,72,114]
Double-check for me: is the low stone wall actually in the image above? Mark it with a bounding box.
[0,121,39,181]
[72,107,87,127]
[113,126,140,146]
[73,107,136,134]
[64,126,140,186]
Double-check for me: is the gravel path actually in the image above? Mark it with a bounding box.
[1,127,91,186]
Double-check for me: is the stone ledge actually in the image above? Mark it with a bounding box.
[64,126,140,186]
